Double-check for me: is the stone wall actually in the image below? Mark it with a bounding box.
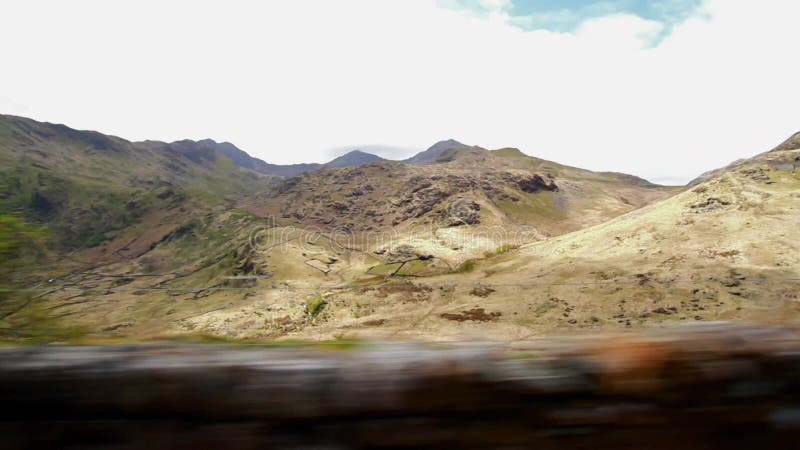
[2,323,800,449]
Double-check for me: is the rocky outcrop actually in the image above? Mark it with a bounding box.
[443,197,481,226]
[236,143,672,236]
[512,173,559,193]
[691,197,731,212]
[264,167,560,230]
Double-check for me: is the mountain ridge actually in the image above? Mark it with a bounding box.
[688,131,800,186]
[0,113,693,341]
[322,149,386,169]
[404,138,469,164]
[139,138,325,177]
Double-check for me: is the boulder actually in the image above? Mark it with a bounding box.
[444,198,481,226]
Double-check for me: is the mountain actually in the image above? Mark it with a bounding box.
[1,114,713,342]
[141,141,390,176]
[322,150,385,169]
[401,131,800,337]
[240,146,676,239]
[0,115,276,251]
[689,132,800,186]
[211,132,796,341]
[404,139,468,164]
[771,131,800,153]
[140,139,253,167]
[9,123,677,340]
[140,139,324,177]
[0,118,677,338]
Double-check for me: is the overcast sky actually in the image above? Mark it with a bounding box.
[1,0,799,184]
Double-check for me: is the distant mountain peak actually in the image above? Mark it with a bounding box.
[323,150,385,169]
[771,131,800,152]
[340,149,371,157]
[404,139,468,164]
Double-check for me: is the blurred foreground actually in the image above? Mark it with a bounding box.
[2,323,800,449]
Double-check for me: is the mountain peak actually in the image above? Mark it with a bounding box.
[438,138,464,146]
[771,131,800,152]
[404,139,468,164]
[323,149,385,169]
[341,149,371,156]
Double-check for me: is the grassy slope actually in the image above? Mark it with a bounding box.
[377,144,800,338]
[179,142,799,341]
[0,115,275,251]
[23,141,680,340]
[0,115,688,341]
[0,115,279,341]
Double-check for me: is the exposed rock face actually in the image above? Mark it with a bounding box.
[691,197,731,212]
[28,190,58,220]
[440,307,500,321]
[387,244,418,262]
[740,167,774,184]
[444,197,481,226]
[513,174,559,193]
[237,143,672,238]
[251,162,567,232]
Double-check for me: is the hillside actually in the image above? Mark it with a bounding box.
[7,121,680,340]
[190,133,797,341]
[240,146,674,239]
[140,139,323,178]
[0,115,277,253]
[331,132,798,340]
[149,133,798,341]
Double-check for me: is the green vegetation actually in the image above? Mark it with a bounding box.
[0,115,275,255]
[0,302,86,344]
[452,259,476,274]
[306,294,327,317]
[0,214,45,276]
[485,243,518,257]
[0,214,83,343]
[498,192,566,222]
[534,299,559,316]
[367,262,402,276]
[395,259,431,276]
[84,231,113,248]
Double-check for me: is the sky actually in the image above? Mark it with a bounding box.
[1,0,799,185]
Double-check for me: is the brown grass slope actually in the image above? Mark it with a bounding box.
[244,133,797,341]
[22,144,679,340]
[389,133,800,338]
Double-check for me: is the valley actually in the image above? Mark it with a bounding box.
[1,114,797,343]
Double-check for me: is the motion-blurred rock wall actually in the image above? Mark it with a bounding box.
[2,324,800,449]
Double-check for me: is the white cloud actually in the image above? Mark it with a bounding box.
[0,0,798,183]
